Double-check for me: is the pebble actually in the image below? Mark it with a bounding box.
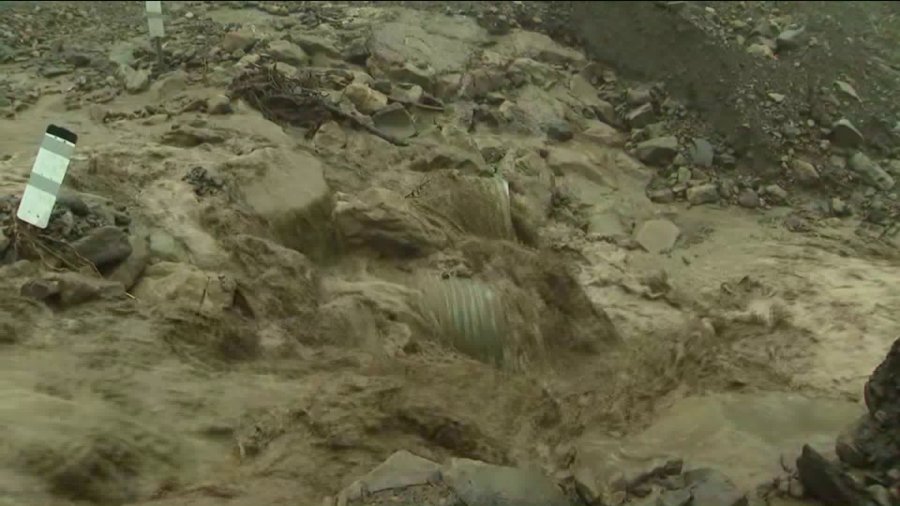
[687,183,720,205]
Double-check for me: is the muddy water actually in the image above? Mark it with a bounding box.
[578,392,862,490]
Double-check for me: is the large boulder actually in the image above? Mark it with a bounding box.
[131,262,235,316]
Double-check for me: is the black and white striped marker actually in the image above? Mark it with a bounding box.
[146,1,165,38]
[16,125,78,229]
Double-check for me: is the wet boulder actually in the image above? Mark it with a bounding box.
[442,458,570,506]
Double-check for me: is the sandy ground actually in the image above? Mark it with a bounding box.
[0,2,898,506]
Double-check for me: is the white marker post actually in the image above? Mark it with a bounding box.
[16,125,78,229]
[145,1,165,68]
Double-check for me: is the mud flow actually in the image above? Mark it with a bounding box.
[0,1,898,506]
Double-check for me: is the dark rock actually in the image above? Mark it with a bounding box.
[830,119,864,148]
[683,468,747,506]
[372,79,393,95]
[636,136,679,166]
[627,103,656,129]
[546,121,574,142]
[442,459,570,506]
[797,445,874,506]
[689,138,714,167]
[687,184,719,205]
[71,226,133,268]
[57,192,90,216]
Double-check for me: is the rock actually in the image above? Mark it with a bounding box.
[834,80,861,102]
[288,31,341,58]
[20,273,124,307]
[689,138,715,167]
[684,468,747,506]
[886,160,900,178]
[41,66,72,78]
[394,83,424,104]
[594,100,618,126]
[132,262,235,316]
[627,103,656,129]
[227,148,330,258]
[676,166,691,184]
[797,445,873,506]
[626,87,653,106]
[343,82,388,115]
[313,120,347,151]
[57,191,90,216]
[776,27,807,51]
[206,95,232,115]
[580,122,625,147]
[267,39,309,66]
[372,103,416,140]
[746,43,775,58]
[658,489,692,506]
[765,184,789,203]
[636,136,679,166]
[768,92,786,104]
[546,121,574,142]
[687,184,720,205]
[835,416,870,468]
[226,235,318,321]
[88,104,109,124]
[71,226,133,268]
[148,229,189,262]
[121,65,150,94]
[849,152,894,191]
[222,31,256,52]
[634,219,680,254]
[791,159,820,183]
[831,197,850,217]
[106,234,150,291]
[334,188,451,256]
[442,459,570,506]
[648,188,675,203]
[737,189,760,208]
[830,119,864,148]
[151,70,188,100]
[338,451,441,502]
